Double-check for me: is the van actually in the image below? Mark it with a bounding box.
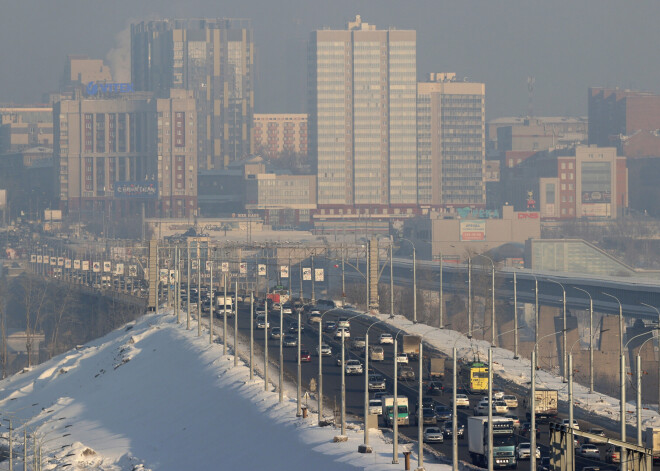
[370,346,385,361]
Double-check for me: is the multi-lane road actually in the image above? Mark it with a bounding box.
[206,301,630,470]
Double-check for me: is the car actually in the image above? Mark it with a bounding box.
[368,374,386,391]
[516,442,541,460]
[352,337,366,349]
[308,313,322,324]
[288,323,305,334]
[441,421,465,439]
[493,400,509,415]
[604,446,620,463]
[474,400,489,416]
[379,333,394,344]
[368,399,382,415]
[452,394,470,409]
[299,349,311,362]
[323,321,337,332]
[423,426,444,443]
[537,457,551,471]
[504,414,521,428]
[283,335,298,347]
[561,418,579,430]
[426,381,444,396]
[273,303,281,311]
[334,327,350,339]
[397,365,415,380]
[421,396,435,408]
[582,467,601,471]
[586,428,606,444]
[270,327,282,339]
[369,346,385,361]
[345,359,364,375]
[502,395,518,409]
[492,389,505,400]
[418,407,437,425]
[282,303,293,315]
[521,422,541,439]
[577,444,600,459]
[255,315,269,329]
[309,309,322,316]
[435,405,451,421]
[396,353,409,364]
[317,343,332,356]
[337,318,350,329]
[373,391,389,401]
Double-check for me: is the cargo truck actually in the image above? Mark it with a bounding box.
[429,357,445,379]
[526,388,558,422]
[645,427,660,465]
[468,416,517,469]
[402,335,421,360]
[215,296,234,317]
[382,396,410,427]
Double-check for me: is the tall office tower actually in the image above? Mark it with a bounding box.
[131,18,254,170]
[417,73,485,207]
[308,15,417,209]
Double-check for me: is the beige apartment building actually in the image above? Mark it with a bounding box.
[252,114,307,159]
[63,55,113,85]
[54,89,198,217]
[417,73,486,208]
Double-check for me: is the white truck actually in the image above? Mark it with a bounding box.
[468,416,517,469]
[402,335,421,360]
[215,295,234,316]
[526,388,558,422]
[646,427,660,465]
[429,357,445,379]
[382,396,410,427]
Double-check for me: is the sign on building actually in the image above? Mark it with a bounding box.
[302,268,312,281]
[114,181,158,199]
[240,262,247,275]
[280,265,289,278]
[314,268,324,282]
[258,264,267,276]
[103,261,112,273]
[460,220,486,241]
[82,260,90,271]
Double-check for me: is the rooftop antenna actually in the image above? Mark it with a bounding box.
[527,76,535,118]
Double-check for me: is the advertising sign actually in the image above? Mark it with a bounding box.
[239,262,247,275]
[103,261,112,273]
[582,190,611,203]
[31,254,36,263]
[314,268,324,282]
[50,257,57,266]
[82,261,90,271]
[129,265,137,277]
[206,261,212,272]
[92,262,101,273]
[221,262,229,273]
[74,260,81,270]
[159,268,168,284]
[37,255,43,263]
[517,212,540,219]
[191,260,199,270]
[0,189,6,209]
[581,203,611,218]
[280,266,289,278]
[86,81,134,95]
[258,264,266,276]
[115,263,124,275]
[65,259,72,269]
[302,268,312,281]
[114,181,158,199]
[169,270,177,283]
[460,220,486,241]
[57,257,64,266]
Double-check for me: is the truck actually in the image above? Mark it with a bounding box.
[382,396,410,427]
[429,357,445,379]
[645,427,660,465]
[215,295,234,317]
[526,388,558,422]
[402,335,421,360]
[468,416,517,469]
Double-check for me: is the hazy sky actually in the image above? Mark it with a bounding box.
[2,0,659,119]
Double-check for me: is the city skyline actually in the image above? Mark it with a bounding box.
[2,1,660,120]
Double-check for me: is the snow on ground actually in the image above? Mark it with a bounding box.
[367,310,660,432]
[0,311,452,471]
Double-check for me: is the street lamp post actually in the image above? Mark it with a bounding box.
[297,305,302,416]
[361,320,384,451]
[234,278,238,368]
[223,273,228,356]
[389,242,394,319]
[264,297,269,392]
[392,329,405,464]
[573,287,594,392]
[279,302,284,403]
[250,291,254,380]
[317,307,342,424]
[640,302,660,412]
[546,279,567,381]
[475,254,495,345]
[513,271,518,359]
[439,251,444,329]
[468,256,473,338]
[637,334,659,446]
[400,238,417,323]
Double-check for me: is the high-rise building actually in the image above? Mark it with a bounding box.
[253,114,308,159]
[131,18,254,170]
[54,89,197,218]
[308,15,417,210]
[62,55,113,87]
[417,73,485,207]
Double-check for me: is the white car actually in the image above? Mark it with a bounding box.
[396,353,408,364]
[562,418,580,430]
[337,318,350,329]
[492,389,505,400]
[502,395,518,409]
[345,359,363,375]
[493,400,509,415]
[379,333,394,344]
[452,394,470,409]
[334,327,351,339]
[368,399,382,415]
[516,442,541,460]
[423,427,444,443]
[317,343,332,356]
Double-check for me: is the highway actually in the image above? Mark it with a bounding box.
[205,300,629,470]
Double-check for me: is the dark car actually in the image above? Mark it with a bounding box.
[435,405,452,421]
[426,381,444,395]
[323,321,337,332]
[442,420,465,439]
[283,335,298,347]
[521,422,541,439]
[416,407,437,425]
[288,323,305,333]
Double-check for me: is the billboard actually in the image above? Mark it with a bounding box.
[460,220,486,241]
[103,261,112,273]
[258,264,266,276]
[239,262,247,275]
[114,181,158,199]
[581,203,611,218]
[314,268,324,282]
[31,254,36,263]
[302,268,312,281]
[280,265,289,278]
[82,260,90,271]
[65,259,72,269]
[92,262,101,272]
[221,262,229,273]
[128,265,138,277]
[74,260,81,270]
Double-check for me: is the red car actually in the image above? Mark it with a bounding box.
[299,349,311,362]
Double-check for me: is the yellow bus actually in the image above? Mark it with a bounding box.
[463,361,489,394]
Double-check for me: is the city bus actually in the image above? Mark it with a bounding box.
[462,361,489,394]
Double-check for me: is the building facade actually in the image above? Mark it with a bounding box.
[132,19,254,171]
[62,55,113,86]
[308,15,417,210]
[0,106,53,153]
[252,114,308,159]
[417,73,485,208]
[54,89,198,217]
